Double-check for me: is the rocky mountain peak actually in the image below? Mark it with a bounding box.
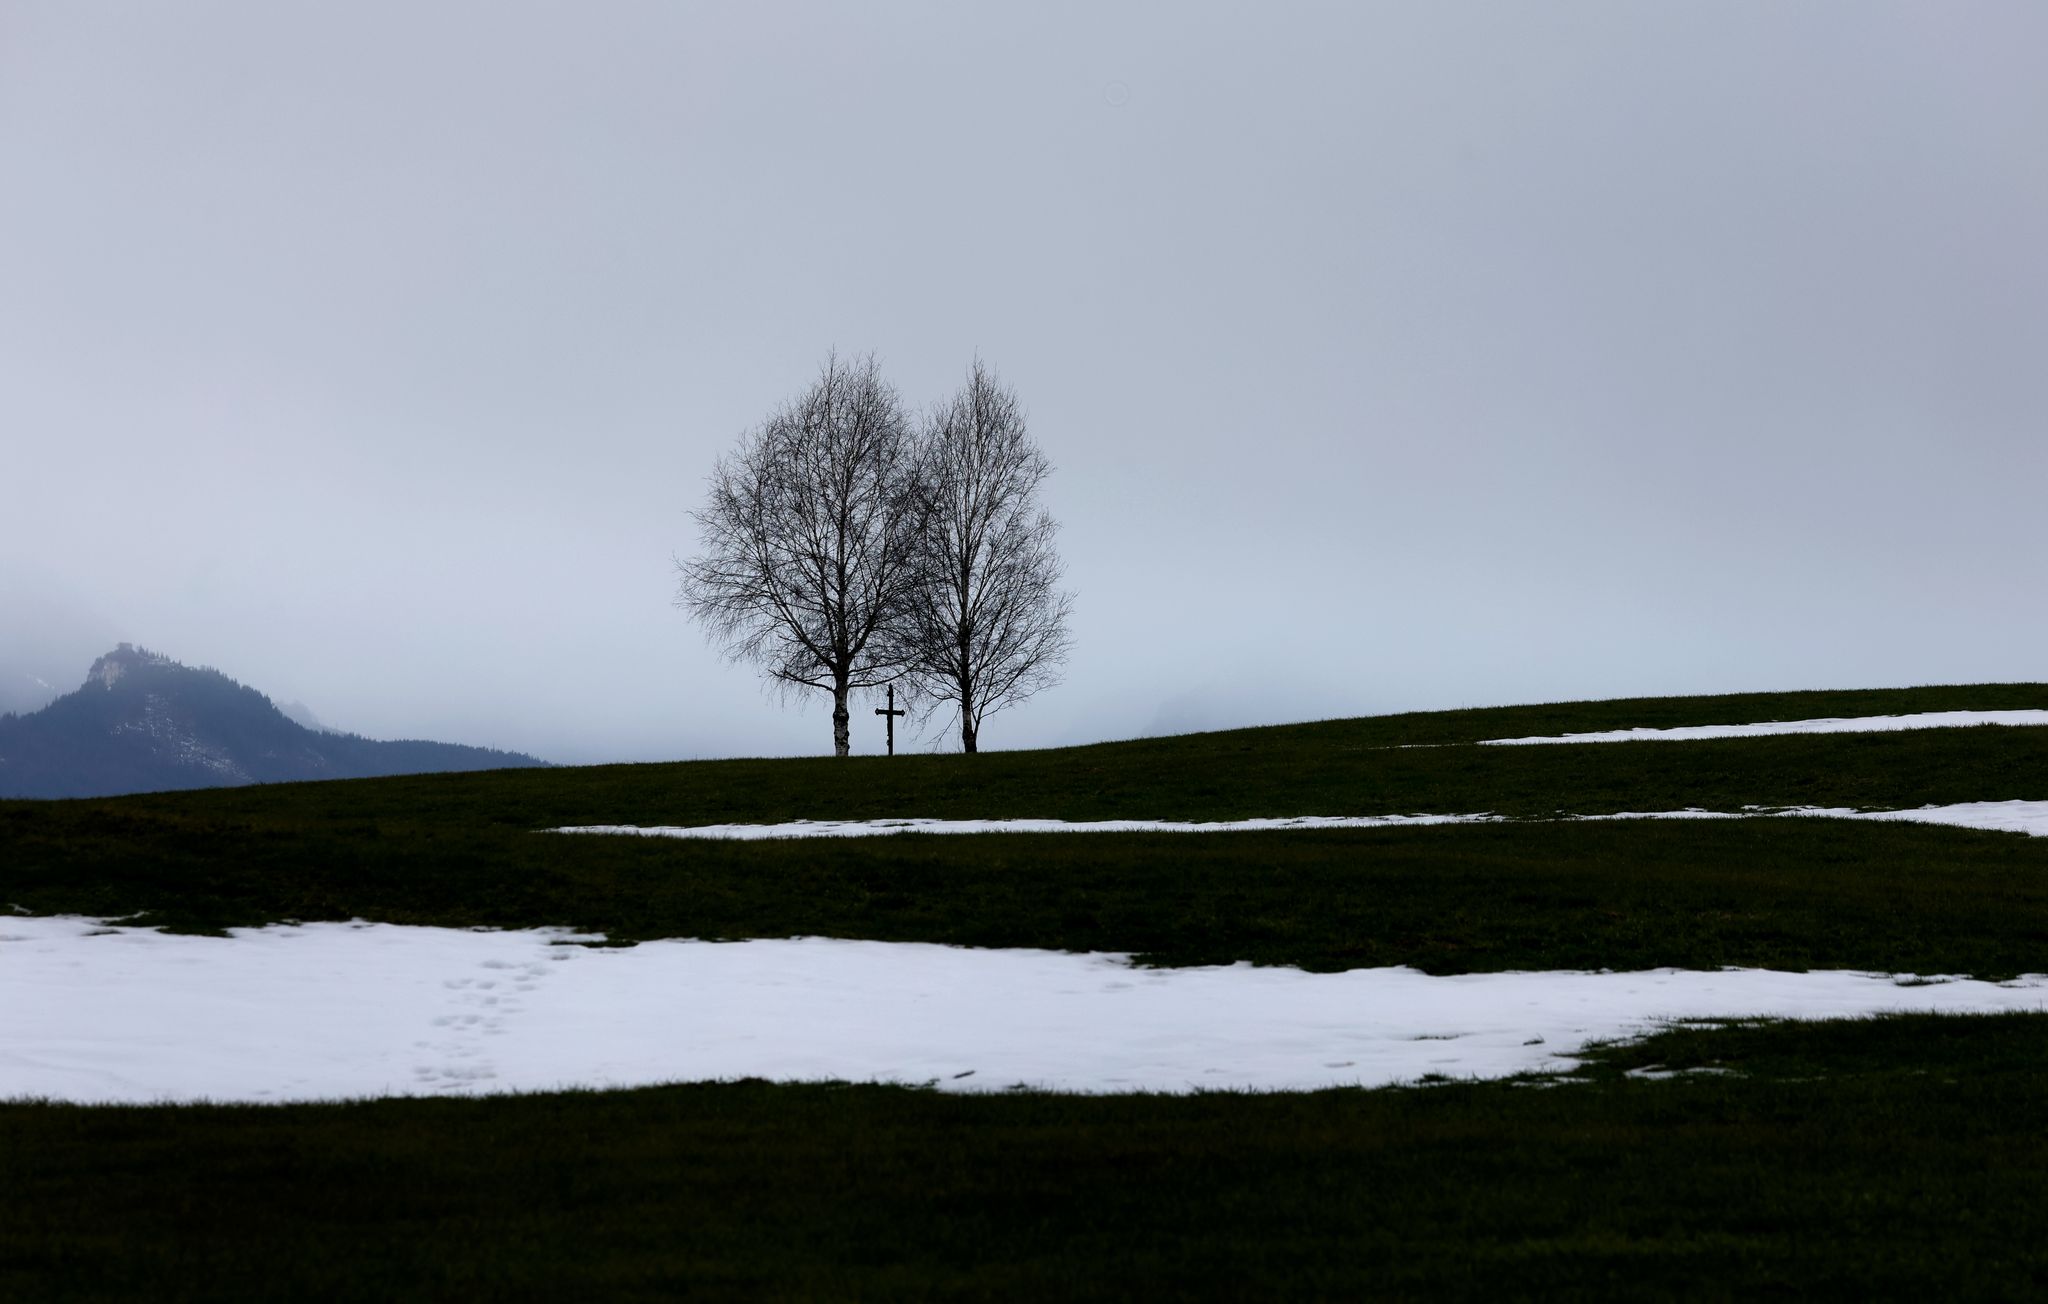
[86,643,174,691]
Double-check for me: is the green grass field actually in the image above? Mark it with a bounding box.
[8,1016,2048,1302]
[5,684,2048,1299]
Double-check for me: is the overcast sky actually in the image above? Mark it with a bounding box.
[3,2,2044,762]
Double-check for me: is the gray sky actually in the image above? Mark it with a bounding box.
[4,2,2044,762]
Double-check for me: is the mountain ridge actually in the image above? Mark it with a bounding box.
[0,644,547,799]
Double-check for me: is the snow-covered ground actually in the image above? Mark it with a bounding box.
[556,814,1505,840]
[4,915,2045,1104]
[1604,801,2048,838]
[1479,709,2048,746]
[552,800,2048,841]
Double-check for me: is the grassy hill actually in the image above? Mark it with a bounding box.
[6,682,2047,970]
[5,683,2048,1299]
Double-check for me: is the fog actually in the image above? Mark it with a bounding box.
[4,2,2044,761]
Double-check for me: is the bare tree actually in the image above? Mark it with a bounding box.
[676,353,919,757]
[898,360,1073,753]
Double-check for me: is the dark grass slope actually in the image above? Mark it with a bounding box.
[7,683,2048,1299]
[10,818,2048,977]
[24,682,2045,831]
[4,683,2046,973]
[6,1015,2048,1303]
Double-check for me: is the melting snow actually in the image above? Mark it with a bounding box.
[1617,801,2048,838]
[1479,709,2048,746]
[551,800,2048,841]
[1837,800,2048,837]
[556,814,1503,840]
[3,916,2045,1104]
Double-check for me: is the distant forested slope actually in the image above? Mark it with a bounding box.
[0,645,545,799]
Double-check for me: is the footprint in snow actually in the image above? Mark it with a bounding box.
[414,947,562,1094]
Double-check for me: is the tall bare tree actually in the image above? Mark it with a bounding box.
[899,360,1073,753]
[676,353,919,757]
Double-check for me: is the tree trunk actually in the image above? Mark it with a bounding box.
[832,677,851,758]
[959,687,977,754]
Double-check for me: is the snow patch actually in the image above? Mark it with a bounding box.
[1822,801,2048,838]
[550,801,2048,841]
[1479,709,2048,746]
[554,814,1503,840]
[3,917,2045,1103]
[1579,801,2048,838]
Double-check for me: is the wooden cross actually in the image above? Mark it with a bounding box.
[874,684,906,756]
